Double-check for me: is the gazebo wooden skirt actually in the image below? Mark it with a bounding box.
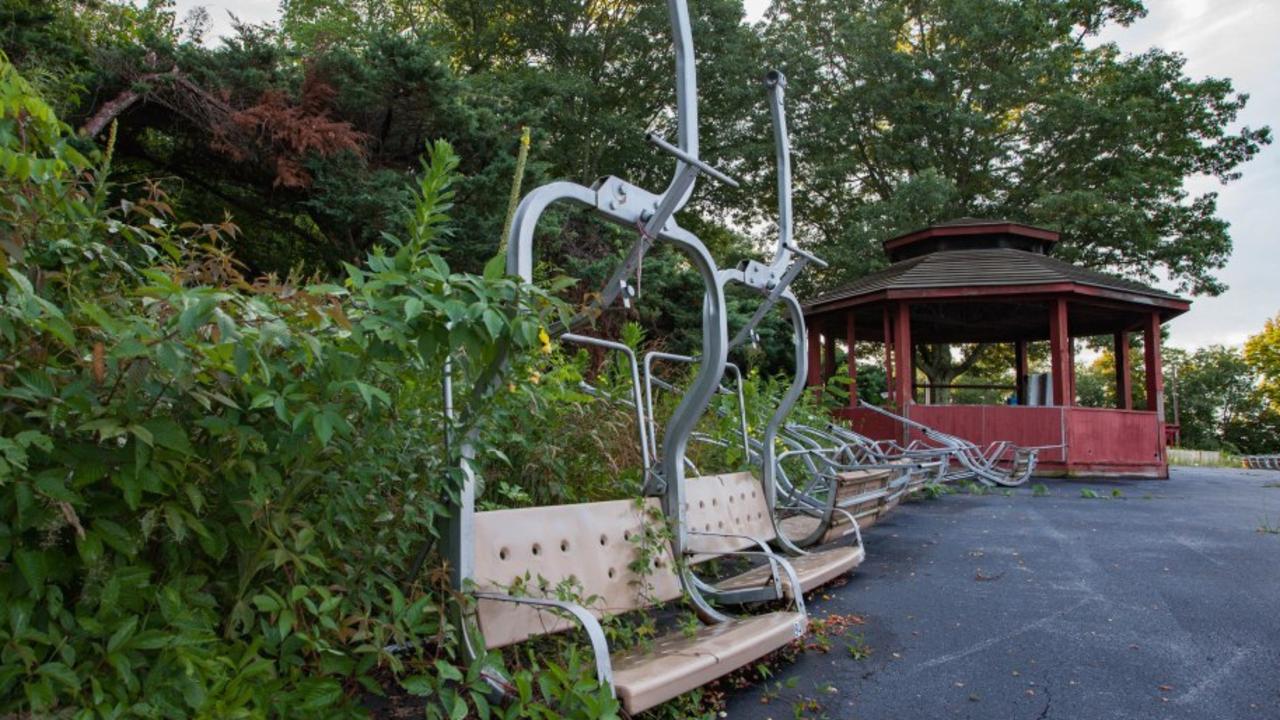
[834,404,1168,478]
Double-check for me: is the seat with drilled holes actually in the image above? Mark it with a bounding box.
[471,498,806,714]
[683,471,864,600]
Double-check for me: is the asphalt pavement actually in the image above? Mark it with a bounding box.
[723,467,1280,720]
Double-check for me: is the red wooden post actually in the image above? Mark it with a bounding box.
[845,313,858,406]
[823,327,837,384]
[806,322,821,387]
[1067,334,1077,404]
[1114,331,1132,410]
[1143,313,1165,420]
[882,306,894,404]
[1014,340,1028,404]
[1049,298,1071,406]
[894,302,913,406]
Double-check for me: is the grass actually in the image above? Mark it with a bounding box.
[921,483,954,500]
[1078,487,1129,499]
[1031,483,1050,497]
[1166,447,1240,468]
[1259,517,1280,535]
[846,632,873,661]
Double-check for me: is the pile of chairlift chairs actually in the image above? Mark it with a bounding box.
[1243,455,1280,470]
[440,2,1041,713]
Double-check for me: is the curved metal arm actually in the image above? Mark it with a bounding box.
[726,71,826,351]
[443,0,751,676]
[857,401,1039,486]
[687,549,807,618]
[830,505,865,549]
[505,182,598,283]
[473,592,615,692]
[643,352,749,465]
[662,0,699,213]
[758,291,810,512]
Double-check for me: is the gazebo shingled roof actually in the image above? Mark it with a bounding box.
[806,218,1186,313]
[804,247,1185,310]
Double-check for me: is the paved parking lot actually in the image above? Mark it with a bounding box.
[725,468,1280,719]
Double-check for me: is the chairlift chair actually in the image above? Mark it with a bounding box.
[442,3,809,713]
[631,69,874,598]
[858,401,1039,486]
[642,352,867,599]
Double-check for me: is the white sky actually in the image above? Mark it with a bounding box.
[177,0,1277,350]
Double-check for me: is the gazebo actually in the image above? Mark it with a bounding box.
[803,219,1191,477]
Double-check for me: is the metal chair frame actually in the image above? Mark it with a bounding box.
[858,401,1039,486]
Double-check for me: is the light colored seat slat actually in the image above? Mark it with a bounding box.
[611,610,805,713]
[714,546,864,597]
[779,513,875,546]
[683,471,777,558]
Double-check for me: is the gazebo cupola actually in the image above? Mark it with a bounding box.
[883,218,1059,261]
[803,219,1191,478]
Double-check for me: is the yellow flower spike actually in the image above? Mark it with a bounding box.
[529,371,541,385]
[538,327,552,354]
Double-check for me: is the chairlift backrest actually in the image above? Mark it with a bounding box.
[473,498,682,649]
[683,472,778,557]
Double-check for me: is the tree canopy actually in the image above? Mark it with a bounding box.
[1244,312,1280,410]
[759,0,1269,296]
[5,0,1267,288]
[0,0,1268,378]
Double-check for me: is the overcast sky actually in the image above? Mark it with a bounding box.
[177,0,1276,350]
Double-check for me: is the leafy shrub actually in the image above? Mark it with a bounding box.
[0,56,578,717]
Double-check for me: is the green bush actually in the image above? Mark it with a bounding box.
[0,55,583,717]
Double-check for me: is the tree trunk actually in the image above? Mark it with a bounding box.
[80,69,179,138]
[915,343,989,404]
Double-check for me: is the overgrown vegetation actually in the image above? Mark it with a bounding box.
[0,57,610,717]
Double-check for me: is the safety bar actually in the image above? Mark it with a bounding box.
[643,351,751,465]
[473,592,615,692]
[561,333,652,473]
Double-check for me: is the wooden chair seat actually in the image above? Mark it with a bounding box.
[714,545,863,598]
[611,610,804,713]
[779,513,868,546]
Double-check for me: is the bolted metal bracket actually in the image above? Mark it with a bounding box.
[593,176,665,228]
[738,258,779,292]
[643,469,667,496]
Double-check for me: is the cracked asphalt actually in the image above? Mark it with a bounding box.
[723,467,1280,719]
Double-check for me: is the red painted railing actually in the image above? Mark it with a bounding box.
[832,404,1166,477]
